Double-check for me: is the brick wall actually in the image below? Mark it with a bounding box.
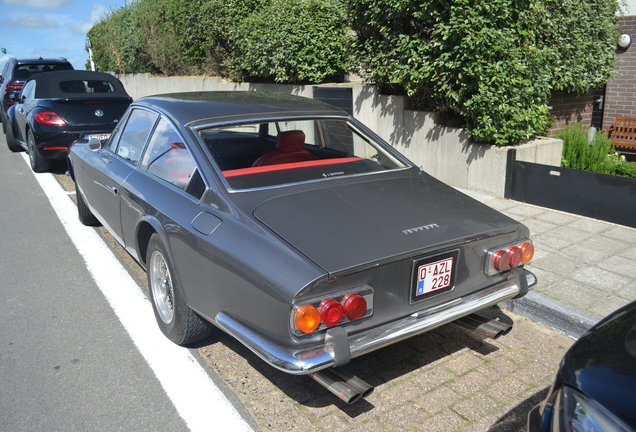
[548,90,594,135]
[604,15,636,128]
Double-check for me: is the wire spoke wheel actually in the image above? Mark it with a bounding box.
[149,250,175,324]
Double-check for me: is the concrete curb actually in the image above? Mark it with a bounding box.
[501,290,601,339]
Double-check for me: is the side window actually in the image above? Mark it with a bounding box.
[139,117,196,191]
[21,81,35,100]
[114,109,158,164]
[106,114,127,153]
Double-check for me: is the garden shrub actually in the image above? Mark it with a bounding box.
[224,0,352,84]
[134,0,226,76]
[345,0,619,145]
[558,124,636,178]
[86,5,155,74]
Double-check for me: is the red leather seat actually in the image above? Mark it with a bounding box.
[252,130,313,167]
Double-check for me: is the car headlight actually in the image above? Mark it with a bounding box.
[555,386,632,432]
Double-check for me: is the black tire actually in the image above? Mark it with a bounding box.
[146,234,212,345]
[5,121,23,152]
[27,129,50,173]
[76,185,101,226]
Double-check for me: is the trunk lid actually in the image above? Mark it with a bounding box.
[50,98,131,129]
[253,175,521,274]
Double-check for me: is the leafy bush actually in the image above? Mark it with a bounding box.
[224,0,352,83]
[558,124,636,178]
[133,0,227,76]
[346,0,619,145]
[86,6,155,74]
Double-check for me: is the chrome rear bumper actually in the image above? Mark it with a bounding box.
[215,269,535,375]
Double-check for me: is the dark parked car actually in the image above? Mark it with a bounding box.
[0,57,73,133]
[6,70,132,172]
[527,300,636,432]
[68,91,537,403]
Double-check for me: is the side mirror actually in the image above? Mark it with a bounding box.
[88,137,101,150]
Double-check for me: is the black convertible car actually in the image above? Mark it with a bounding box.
[6,70,132,172]
[528,300,636,432]
[68,91,536,403]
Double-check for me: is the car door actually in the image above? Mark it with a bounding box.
[81,108,159,245]
[119,116,207,262]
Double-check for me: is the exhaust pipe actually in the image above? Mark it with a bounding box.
[310,368,374,404]
[454,313,512,339]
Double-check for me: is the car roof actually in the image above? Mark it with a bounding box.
[26,70,130,99]
[134,91,350,126]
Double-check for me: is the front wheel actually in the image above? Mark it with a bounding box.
[146,234,212,345]
[27,130,50,173]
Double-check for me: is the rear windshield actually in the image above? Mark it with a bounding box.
[198,118,408,190]
[14,63,73,80]
[59,80,116,94]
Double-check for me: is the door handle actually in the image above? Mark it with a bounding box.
[111,187,119,196]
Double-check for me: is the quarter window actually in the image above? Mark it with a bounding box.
[140,117,196,191]
[114,108,158,164]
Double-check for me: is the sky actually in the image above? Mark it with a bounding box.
[0,0,128,72]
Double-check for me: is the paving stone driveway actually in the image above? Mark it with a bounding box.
[199,310,573,432]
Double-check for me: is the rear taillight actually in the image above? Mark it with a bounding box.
[35,110,66,126]
[294,304,321,334]
[342,293,367,320]
[485,241,534,275]
[6,82,23,92]
[292,288,373,335]
[319,298,345,327]
[492,250,510,271]
[507,246,522,267]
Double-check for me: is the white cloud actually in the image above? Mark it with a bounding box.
[90,3,110,23]
[2,0,72,10]
[68,4,110,36]
[2,14,59,29]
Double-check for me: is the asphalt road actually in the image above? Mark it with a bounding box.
[0,135,255,432]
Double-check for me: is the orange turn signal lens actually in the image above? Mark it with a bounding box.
[520,242,535,263]
[294,304,321,334]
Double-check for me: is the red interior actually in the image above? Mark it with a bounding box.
[222,157,363,178]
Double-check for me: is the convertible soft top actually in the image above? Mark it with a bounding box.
[26,70,130,99]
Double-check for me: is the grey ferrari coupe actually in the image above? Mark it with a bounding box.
[68,91,536,403]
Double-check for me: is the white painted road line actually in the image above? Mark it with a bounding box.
[22,154,253,432]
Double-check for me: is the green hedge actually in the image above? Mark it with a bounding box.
[88,0,620,146]
[87,0,350,82]
[224,0,352,84]
[86,6,155,74]
[346,0,619,145]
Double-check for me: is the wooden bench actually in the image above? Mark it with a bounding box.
[603,116,636,157]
